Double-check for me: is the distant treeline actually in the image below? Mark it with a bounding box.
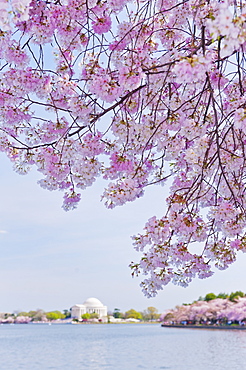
[196,291,245,303]
[0,306,161,323]
[110,306,160,321]
[0,309,71,323]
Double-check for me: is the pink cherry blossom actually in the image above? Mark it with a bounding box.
[92,16,112,35]
[1,0,246,297]
[162,296,246,325]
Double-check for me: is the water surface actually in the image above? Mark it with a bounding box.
[0,323,246,369]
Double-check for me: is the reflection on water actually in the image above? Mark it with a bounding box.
[0,323,246,369]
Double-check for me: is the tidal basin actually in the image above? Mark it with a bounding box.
[0,323,246,369]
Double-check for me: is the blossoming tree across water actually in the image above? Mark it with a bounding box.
[1,0,246,296]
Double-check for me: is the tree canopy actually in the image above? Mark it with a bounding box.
[194,291,245,302]
[113,308,123,319]
[1,0,246,296]
[162,293,246,324]
[125,309,143,320]
[46,311,65,320]
[204,293,217,302]
[142,306,160,321]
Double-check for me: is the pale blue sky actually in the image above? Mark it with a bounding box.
[1,152,246,315]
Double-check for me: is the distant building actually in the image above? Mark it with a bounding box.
[71,297,107,319]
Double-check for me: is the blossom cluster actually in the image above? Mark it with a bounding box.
[1,0,246,296]
[161,296,246,324]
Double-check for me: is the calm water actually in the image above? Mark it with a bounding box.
[0,323,246,369]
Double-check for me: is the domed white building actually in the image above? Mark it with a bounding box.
[71,298,107,319]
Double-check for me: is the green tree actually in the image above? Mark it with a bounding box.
[81,312,99,319]
[90,313,99,319]
[46,312,60,320]
[82,313,91,320]
[125,309,142,320]
[229,291,245,302]
[46,311,65,320]
[113,308,123,319]
[217,293,228,299]
[204,293,217,301]
[63,309,71,318]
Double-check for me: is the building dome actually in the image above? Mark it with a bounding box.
[71,297,107,319]
[83,297,104,307]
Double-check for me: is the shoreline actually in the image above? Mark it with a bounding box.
[0,321,160,325]
[161,324,246,330]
